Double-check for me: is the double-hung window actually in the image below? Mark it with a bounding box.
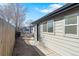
[65,13,78,36]
[43,20,54,33]
[43,22,47,32]
[48,20,53,32]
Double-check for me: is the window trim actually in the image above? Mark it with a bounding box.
[64,13,79,38]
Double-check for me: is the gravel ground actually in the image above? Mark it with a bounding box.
[12,37,40,56]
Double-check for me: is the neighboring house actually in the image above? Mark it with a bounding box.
[21,27,30,33]
[32,3,79,56]
[21,25,34,34]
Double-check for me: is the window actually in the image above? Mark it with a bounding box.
[65,14,78,35]
[43,20,54,33]
[43,22,47,32]
[48,20,53,32]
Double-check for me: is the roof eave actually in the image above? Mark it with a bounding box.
[32,3,79,25]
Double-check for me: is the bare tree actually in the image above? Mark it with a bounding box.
[0,3,26,31]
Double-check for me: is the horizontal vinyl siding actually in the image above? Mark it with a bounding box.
[40,18,79,56]
[55,20,64,36]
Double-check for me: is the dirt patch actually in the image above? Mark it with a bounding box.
[12,37,40,56]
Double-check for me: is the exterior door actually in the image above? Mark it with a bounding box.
[37,24,40,41]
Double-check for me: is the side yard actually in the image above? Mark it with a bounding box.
[12,37,40,56]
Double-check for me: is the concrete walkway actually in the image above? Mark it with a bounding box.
[34,42,60,56]
[29,40,60,56]
[12,37,40,56]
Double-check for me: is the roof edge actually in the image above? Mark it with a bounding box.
[32,3,79,24]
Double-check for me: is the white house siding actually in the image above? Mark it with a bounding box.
[37,7,79,56]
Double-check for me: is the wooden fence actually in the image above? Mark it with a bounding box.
[0,18,15,56]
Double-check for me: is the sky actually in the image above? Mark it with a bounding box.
[0,3,65,26]
[21,3,65,25]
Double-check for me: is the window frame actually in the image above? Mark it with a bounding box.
[64,13,79,38]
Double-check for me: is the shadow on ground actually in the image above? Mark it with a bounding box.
[12,37,45,56]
